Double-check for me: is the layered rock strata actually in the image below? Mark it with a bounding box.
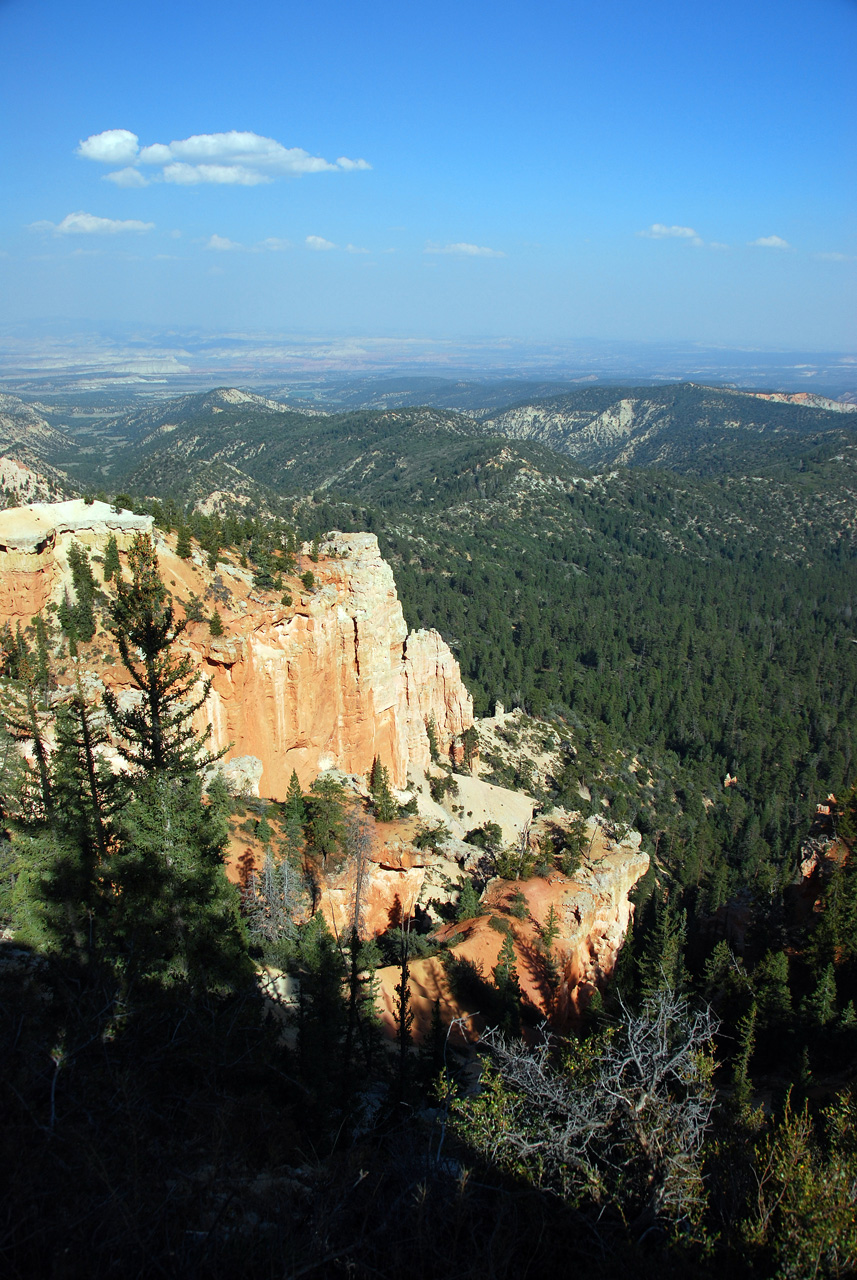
[0,508,472,797]
[0,499,152,620]
[376,820,649,1037]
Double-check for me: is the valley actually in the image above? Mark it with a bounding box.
[2,376,857,1276]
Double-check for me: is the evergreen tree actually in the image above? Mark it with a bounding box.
[283,768,306,822]
[106,770,249,994]
[456,875,484,923]
[393,925,414,1096]
[731,1001,757,1112]
[753,950,792,1031]
[175,525,192,560]
[208,608,224,637]
[103,533,222,778]
[294,913,346,1090]
[425,713,440,762]
[807,964,838,1028]
[368,756,397,822]
[304,775,346,866]
[65,542,98,643]
[492,931,522,1035]
[102,534,121,583]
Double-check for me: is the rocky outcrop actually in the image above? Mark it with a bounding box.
[0,509,472,798]
[0,499,152,621]
[376,819,649,1038]
[184,533,472,796]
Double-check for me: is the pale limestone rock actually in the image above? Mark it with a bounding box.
[217,754,264,798]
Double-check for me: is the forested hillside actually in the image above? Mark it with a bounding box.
[3,382,857,1275]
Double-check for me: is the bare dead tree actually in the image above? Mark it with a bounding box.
[452,987,718,1240]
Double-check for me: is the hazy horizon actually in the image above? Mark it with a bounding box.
[1,0,854,355]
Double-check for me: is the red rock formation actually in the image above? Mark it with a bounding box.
[185,534,472,795]
[376,824,649,1038]
[0,510,473,797]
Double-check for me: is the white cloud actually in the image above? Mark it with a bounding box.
[708,241,730,250]
[306,235,337,251]
[749,235,790,249]
[815,251,853,262]
[424,241,506,258]
[31,211,154,235]
[162,162,271,186]
[260,237,292,251]
[77,128,140,165]
[205,234,243,251]
[638,223,704,245]
[638,223,698,239]
[77,128,371,188]
[104,166,149,188]
[346,243,369,254]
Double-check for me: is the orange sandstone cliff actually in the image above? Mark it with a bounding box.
[0,503,472,796]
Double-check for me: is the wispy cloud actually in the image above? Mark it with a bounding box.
[31,211,154,235]
[78,129,371,187]
[259,237,292,251]
[638,223,703,246]
[815,251,853,262]
[205,234,243,251]
[749,235,790,249]
[424,241,506,258]
[306,235,337,250]
[346,243,369,254]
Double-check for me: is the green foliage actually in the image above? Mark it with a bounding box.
[283,768,306,822]
[428,771,458,802]
[492,932,522,1034]
[102,533,121,583]
[464,820,502,852]
[293,913,346,1088]
[742,1092,857,1277]
[175,525,192,559]
[368,756,397,822]
[300,569,315,590]
[413,819,451,852]
[508,888,529,920]
[539,904,560,953]
[456,875,484,923]
[59,542,99,645]
[461,724,479,769]
[106,772,250,994]
[208,607,224,637]
[304,775,346,865]
[425,712,440,762]
[103,533,221,778]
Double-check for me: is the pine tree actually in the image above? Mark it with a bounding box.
[295,913,347,1089]
[65,542,98,643]
[731,1001,757,1111]
[107,770,249,994]
[175,525,192,560]
[393,927,414,1096]
[284,768,306,822]
[419,998,447,1083]
[456,875,484,923]
[208,608,224,638]
[425,714,440,763]
[304,775,346,866]
[103,533,222,778]
[492,931,522,1035]
[368,756,397,822]
[102,534,121,583]
[807,964,838,1028]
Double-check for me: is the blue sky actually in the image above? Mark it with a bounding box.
[1,0,854,350]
